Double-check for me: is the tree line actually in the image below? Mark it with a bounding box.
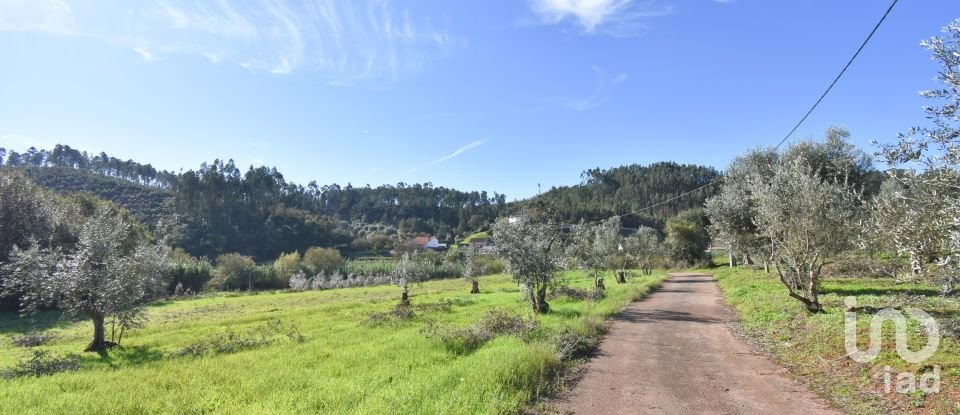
[520,162,722,232]
[706,20,960,312]
[1,150,508,260]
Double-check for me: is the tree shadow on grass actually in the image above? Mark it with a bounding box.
[95,344,166,367]
[0,311,78,335]
[821,286,942,297]
[549,308,583,319]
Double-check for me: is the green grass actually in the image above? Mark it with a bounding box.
[705,266,960,414]
[0,271,666,414]
[459,232,490,244]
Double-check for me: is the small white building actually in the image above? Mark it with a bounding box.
[508,215,529,225]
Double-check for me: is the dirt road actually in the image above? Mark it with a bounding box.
[557,273,840,415]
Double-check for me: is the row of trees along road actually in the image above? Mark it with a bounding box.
[489,213,664,314]
[707,19,960,312]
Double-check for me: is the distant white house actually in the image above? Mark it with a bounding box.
[508,215,529,225]
[409,236,448,251]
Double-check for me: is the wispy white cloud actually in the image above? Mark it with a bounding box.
[528,0,672,35]
[0,0,73,35]
[563,67,627,111]
[405,139,489,175]
[0,0,461,81]
[133,47,156,62]
[0,134,53,149]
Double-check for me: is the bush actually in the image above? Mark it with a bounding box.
[822,255,908,279]
[273,251,302,286]
[208,253,258,291]
[165,249,213,294]
[665,208,712,267]
[9,333,58,348]
[941,317,960,339]
[471,254,504,275]
[549,285,601,301]
[0,350,80,379]
[303,247,344,275]
[368,305,416,326]
[552,316,607,360]
[424,309,538,354]
[171,320,304,358]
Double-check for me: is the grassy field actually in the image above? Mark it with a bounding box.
[705,266,960,414]
[459,232,490,244]
[0,271,666,414]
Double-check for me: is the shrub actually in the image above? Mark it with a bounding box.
[9,333,58,348]
[0,350,80,379]
[209,253,258,291]
[288,271,310,291]
[368,305,416,326]
[822,255,907,279]
[171,320,304,358]
[941,317,960,339]
[553,316,607,360]
[165,249,213,294]
[424,309,538,354]
[273,251,302,286]
[553,328,600,360]
[549,285,601,301]
[303,247,344,275]
[665,208,712,267]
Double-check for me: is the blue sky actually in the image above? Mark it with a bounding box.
[0,0,957,200]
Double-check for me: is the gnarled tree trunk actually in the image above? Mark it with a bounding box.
[528,282,550,314]
[85,313,108,352]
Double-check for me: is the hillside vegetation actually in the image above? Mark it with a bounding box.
[21,167,174,226]
[521,162,721,230]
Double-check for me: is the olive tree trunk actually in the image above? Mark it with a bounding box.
[85,313,108,352]
[775,262,823,313]
[400,288,410,306]
[527,282,550,314]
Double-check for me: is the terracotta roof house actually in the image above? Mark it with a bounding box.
[408,235,448,251]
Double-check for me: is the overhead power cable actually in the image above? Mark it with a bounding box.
[583,0,899,226]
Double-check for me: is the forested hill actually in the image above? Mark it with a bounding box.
[22,167,174,226]
[2,145,720,259]
[0,144,507,260]
[519,162,721,230]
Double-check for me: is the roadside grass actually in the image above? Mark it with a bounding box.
[705,266,960,415]
[0,271,666,414]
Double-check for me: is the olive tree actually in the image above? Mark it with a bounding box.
[749,158,860,312]
[463,253,485,294]
[622,226,661,275]
[492,217,564,314]
[568,217,621,293]
[2,207,169,352]
[871,19,960,295]
[391,252,424,306]
[705,148,779,268]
